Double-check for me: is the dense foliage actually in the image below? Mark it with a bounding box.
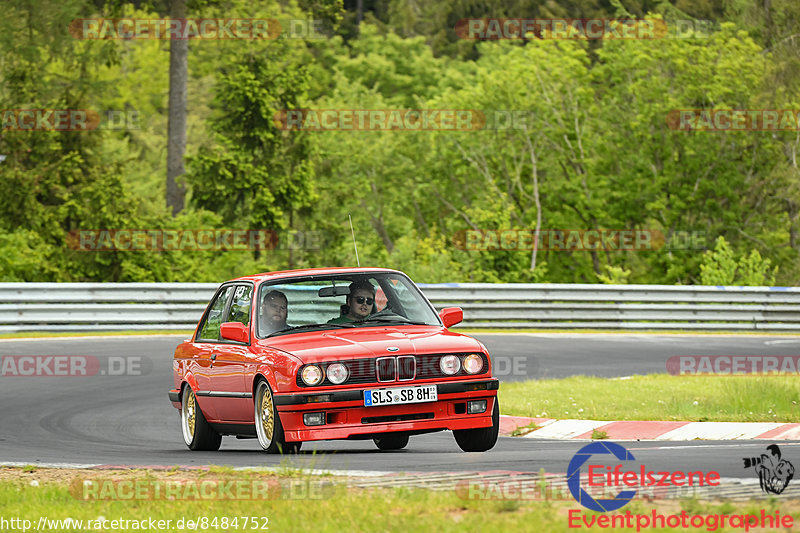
[1,0,798,284]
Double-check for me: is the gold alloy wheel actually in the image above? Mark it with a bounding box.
[185,390,196,437]
[259,385,274,442]
[180,385,222,451]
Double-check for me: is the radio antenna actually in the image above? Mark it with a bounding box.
[348,214,360,267]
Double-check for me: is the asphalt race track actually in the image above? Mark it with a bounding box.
[1,333,799,478]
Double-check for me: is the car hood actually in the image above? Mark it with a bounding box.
[256,326,483,363]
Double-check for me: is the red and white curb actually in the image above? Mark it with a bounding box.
[500,415,800,441]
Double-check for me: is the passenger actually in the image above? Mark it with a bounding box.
[260,290,289,334]
[328,280,376,323]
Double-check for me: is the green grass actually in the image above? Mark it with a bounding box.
[2,470,799,532]
[0,474,559,532]
[499,374,800,422]
[509,422,539,437]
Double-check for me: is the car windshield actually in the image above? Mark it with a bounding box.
[255,272,440,338]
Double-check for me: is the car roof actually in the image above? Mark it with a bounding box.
[228,267,402,284]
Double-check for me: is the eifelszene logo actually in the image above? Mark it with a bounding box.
[567,442,721,512]
[743,444,794,495]
[568,442,637,512]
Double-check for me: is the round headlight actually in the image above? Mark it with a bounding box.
[301,365,323,386]
[326,363,349,385]
[463,354,484,374]
[439,354,461,375]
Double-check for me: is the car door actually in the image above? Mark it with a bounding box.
[191,284,236,423]
[206,283,254,422]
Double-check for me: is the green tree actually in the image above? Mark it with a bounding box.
[0,0,144,281]
[700,236,777,285]
[187,35,316,269]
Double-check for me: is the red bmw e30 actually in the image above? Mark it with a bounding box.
[168,267,499,453]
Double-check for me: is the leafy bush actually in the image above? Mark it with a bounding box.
[699,237,778,286]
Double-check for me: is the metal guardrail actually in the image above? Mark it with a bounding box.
[0,283,799,333]
[420,284,800,331]
[0,283,217,332]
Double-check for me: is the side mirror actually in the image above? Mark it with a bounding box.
[439,307,463,328]
[220,322,249,343]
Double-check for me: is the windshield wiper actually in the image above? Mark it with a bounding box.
[265,323,356,337]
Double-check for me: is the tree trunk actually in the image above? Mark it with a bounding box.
[166,0,188,215]
[366,182,394,253]
[525,135,542,271]
[288,209,294,270]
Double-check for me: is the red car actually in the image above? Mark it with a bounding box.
[168,267,499,453]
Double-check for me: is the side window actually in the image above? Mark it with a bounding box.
[197,286,234,341]
[229,285,253,326]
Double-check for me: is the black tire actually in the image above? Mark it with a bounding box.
[453,399,499,452]
[254,380,302,454]
[373,433,409,451]
[181,386,222,451]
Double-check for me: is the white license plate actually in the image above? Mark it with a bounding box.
[364,385,437,407]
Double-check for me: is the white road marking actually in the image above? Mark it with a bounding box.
[235,466,392,477]
[0,462,102,469]
[626,442,800,451]
[0,462,394,477]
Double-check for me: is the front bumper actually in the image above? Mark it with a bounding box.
[275,379,499,442]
